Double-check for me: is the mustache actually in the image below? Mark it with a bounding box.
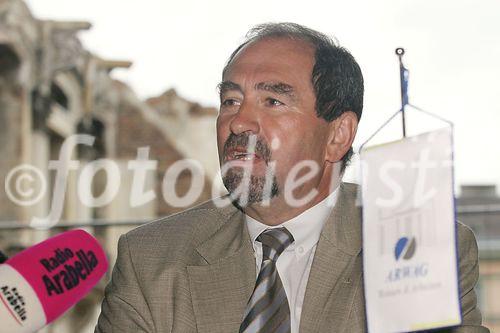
[223,133,272,163]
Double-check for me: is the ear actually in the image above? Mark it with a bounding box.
[325,111,358,163]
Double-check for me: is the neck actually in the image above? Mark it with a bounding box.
[243,167,341,226]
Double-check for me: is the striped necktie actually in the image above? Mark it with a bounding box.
[239,227,294,333]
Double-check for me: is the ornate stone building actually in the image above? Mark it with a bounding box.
[0,0,218,331]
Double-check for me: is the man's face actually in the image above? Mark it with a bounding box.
[217,37,332,206]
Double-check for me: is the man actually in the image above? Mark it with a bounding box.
[95,23,488,332]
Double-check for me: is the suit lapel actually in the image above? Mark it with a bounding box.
[187,207,255,333]
[300,183,364,333]
[187,183,363,333]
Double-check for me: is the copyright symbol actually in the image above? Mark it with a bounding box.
[5,164,47,206]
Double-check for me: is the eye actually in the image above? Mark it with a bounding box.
[265,98,284,107]
[221,98,241,107]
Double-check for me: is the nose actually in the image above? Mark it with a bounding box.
[229,100,260,135]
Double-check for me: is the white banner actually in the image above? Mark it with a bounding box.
[360,127,461,333]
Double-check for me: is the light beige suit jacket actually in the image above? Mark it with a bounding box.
[95,183,489,332]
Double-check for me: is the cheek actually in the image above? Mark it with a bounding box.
[273,121,328,163]
[272,117,314,150]
[216,117,229,152]
[267,123,310,167]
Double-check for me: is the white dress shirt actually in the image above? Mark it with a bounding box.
[245,189,339,333]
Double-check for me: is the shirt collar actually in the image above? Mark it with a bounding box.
[245,188,339,256]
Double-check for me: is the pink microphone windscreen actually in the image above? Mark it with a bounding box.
[5,229,108,324]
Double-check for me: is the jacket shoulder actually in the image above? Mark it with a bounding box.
[122,199,238,263]
[456,221,479,263]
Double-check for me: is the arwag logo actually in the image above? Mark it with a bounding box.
[395,237,417,261]
[386,236,427,282]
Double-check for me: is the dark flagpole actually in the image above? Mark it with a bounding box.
[396,47,409,138]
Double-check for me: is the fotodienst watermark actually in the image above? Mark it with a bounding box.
[4,134,451,228]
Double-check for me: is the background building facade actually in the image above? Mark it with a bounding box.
[457,184,500,331]
[0,1,218,331]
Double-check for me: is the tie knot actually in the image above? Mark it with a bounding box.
[257,227,294,262]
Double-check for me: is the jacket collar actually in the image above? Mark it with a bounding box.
[188,182,363,333]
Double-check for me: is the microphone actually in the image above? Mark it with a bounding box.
[0,229,108,333]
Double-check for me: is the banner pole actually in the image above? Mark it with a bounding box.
[396,47,408,138]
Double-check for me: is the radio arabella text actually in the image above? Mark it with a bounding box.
[40,248,99,296]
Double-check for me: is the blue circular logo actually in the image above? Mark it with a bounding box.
[395,237,417,260]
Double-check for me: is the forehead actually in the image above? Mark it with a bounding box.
[223,37,315,84]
